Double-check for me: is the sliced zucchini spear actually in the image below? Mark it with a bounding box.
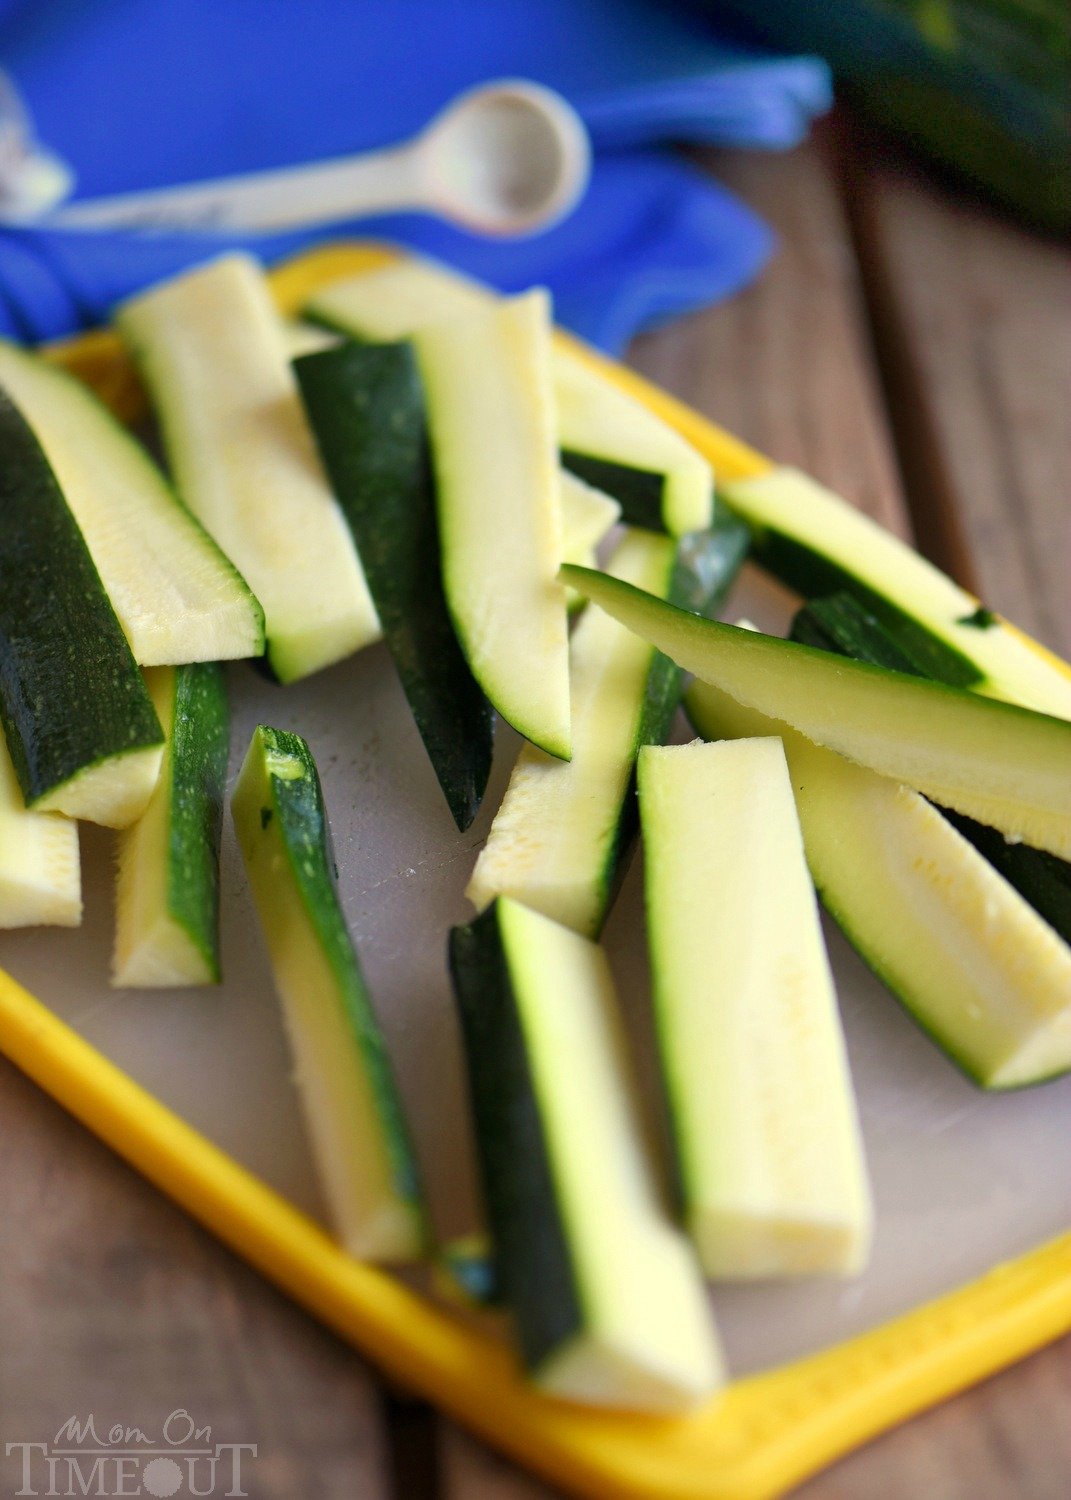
[296,337,619,822]
[0,725,81,929]
[793,594,1071,947]
[686,682,1071,1090]
[0,388,163,828]
[555,351,713,535]
[233,725,427,1261]
[117,254,380,684]
[0,340,263,667]
[561,564,1071,860]
[294,338,493,832]
[790,592,924,675]
[415,290,571,759]
[467,519,747,938]
[940,810,1071,950]
[306,255,490,339]
[304,254,715,535]
[559,469,621,563]
[113,664,229,987]
[450,898,723,1411]
[560,470,621,614]
[638,740,872,1277]
[720,465,1071,719]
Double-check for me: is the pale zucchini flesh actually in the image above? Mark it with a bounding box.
[31,748,164,829]
[113,664,229,987]
[466,526,706,938]
[554,351,714,535]
[416,290,571,758]
[542,454,620,614]
[305,254,715,535]
[639,740,872,1277]
[281,319,342,359]
[792,592,1071,949]
[233,725,426,1260]
[118,254,380,684]
[0,340,264,667]
[0,726,81,929]
[562,564,1071,860]
[450,898,723,1411]
[305,255,496,341]
[686,682,1071,1089]
[721,466,1071,720]
[559,470,621,561]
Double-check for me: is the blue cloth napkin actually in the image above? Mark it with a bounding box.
[0,0,831,352]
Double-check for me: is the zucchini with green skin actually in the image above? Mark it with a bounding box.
[793,593,1071,947]
[0,726,81,928]
[305,255,715,535]
[113,664,229,986]
[639,740,871,1277]
[939,810,1071,949]
[0,389,163,828]
[559,452,663,534]
[291,345,620,825]
[561,563,1071,859]
[233,725,427,1260]
[118,254,380,684]
[467,519,748,937]
[294,338,492,831]
[415,290,571,759]
[450,898,723,1410]
[554,350,714,535]
[0,340,263,667]
[719,465,1071,718]
[685,680,1071,1090]
[790,592,925,675]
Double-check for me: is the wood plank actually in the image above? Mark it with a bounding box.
[845,134,1071,657]
[0,1058,393,1500]
[631,128,909,538]
[792,1337,1071,1500]
[439,1426,566,1500]
[787,127,1071,1500]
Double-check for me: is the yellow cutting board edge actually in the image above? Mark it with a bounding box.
[0,240,1061,1500]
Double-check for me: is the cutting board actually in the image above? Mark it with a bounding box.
[5,558,1070,1376]
[1,244,1068,1500]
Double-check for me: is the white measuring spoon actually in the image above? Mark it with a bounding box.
[35,79,591,238]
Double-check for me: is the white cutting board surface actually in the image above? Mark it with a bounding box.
[3,562,1069,1380]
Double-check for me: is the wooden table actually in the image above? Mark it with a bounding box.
[1,117,1068,1500]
